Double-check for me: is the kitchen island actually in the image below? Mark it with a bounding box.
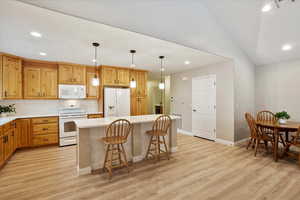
[74,114,181,175]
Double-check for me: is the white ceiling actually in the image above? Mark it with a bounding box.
[17,0,300,66]
[0,0,228,79]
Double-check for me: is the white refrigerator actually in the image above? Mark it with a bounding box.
[104,87,130,117]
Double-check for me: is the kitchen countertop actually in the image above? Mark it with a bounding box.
[74,114,181,129]
[0,111,103,126]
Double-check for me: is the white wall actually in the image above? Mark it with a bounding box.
[256,59,300,121]
[170,61,235,142]
[0,100,98,116]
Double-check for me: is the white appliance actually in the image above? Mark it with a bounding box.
[59,85,86,99]
[104,87,130,117]
[59,107,87,146]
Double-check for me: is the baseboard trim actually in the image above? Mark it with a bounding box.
[132,155,143,163]
[77,166,91,176]
[171,146,178,152]
[234,138,249,146]
[215,138,234,146]
[178,129,194,136]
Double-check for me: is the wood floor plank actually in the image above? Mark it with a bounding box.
[0,134,299,200]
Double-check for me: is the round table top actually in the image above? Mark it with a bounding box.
[256,120,300,131]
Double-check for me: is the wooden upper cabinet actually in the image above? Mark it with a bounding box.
[23,60,58,99]
[41,68,58,98]
[102,66,130,87]
[117,68,130,87]
[130,70,148,97]
[24,67,41,98]
[86,67,99,99]
[102,66,117,86]
[72,65,86,84]
[58,64,86,85]
[2,55,22,99]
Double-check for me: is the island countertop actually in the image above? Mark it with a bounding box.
[74,114,181,129]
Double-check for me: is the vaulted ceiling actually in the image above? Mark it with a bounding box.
[18,0,300,66]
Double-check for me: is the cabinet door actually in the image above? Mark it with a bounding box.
[102,67,117,86]
[17,119,31,148]
[139,97,148,115]
[0,55,3,99]
[117,69,130,86]
[72,65,86,84]
[0,135,4,166]
[2,56,22,99]
[130,71,138,97]
[24,67,41,98]
[130,97,138,116]
[58,65,73,84]
[41,68,58,98]
[137,71,148,97]
[86,71,98,99]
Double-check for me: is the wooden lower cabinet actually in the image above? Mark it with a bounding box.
[31,117,58,147]
[16,119,31,148]
[0,121,16,167]
[87,114,103,119]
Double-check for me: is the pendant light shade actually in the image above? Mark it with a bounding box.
[159,56,165,90]
[130,50,137,88]
[92,42,100,86]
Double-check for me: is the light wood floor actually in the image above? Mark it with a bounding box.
[1,134,300,200]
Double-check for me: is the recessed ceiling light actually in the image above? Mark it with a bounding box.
[282,44,292,51]
[262,4,272,12]
[184,61,190,65]
[160,68,165,72]
[39,52,47,56]
[30,31,42,38]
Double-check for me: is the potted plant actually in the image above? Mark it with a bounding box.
[0,104,16,117]
[275,111,290,124]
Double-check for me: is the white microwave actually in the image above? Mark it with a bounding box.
[59,85,86,99]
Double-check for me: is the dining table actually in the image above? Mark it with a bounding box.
[256,121,300,162]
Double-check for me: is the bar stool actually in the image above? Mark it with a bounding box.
[145,115,172,161]
[100,119,132,179]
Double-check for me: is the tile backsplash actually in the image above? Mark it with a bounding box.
[0,100,99,115]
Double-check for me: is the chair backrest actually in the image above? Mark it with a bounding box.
[245,113,260,139]
[257,110,276,123]
[152,115,172,136]
[105,119,132,140]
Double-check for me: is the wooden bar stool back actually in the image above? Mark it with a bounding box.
[101,119,132,178]
[257,110,286,146]
[145,115,172,161]
[284,127,300,167]
[245,113,274,156]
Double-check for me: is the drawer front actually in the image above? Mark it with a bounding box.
[87,114,103,119]
[32,117,58,124]
[33,123,58,135]
[33,134,58,146]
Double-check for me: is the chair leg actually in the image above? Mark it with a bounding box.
[145,136,153,160]
[298,153,300,168]
[264,140,269,153]
[247,138,253,150]
[117,144,122,167]
[121,143,130,173]
[107,144,113,179]
[103,144,109,173]
[252,139,256,149]
[280,134,286,147]
[162,136,170,160]
[254,139,260,157]
[157,136,160,161]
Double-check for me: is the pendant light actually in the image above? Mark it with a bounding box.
[130,50,137,88]
[159,56,165,90]
[92,42,100,86]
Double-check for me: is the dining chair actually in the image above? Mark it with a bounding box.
[245,113,274,156]
[284,127,300,167]
[100,119,132,179]
[257,110,286,146]
[145,115,172,161]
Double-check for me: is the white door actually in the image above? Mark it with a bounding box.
[192,75,216,140]
[104,88,117,117]
[116,88,130,116]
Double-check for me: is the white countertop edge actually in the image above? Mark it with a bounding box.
[74,114,181,129]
